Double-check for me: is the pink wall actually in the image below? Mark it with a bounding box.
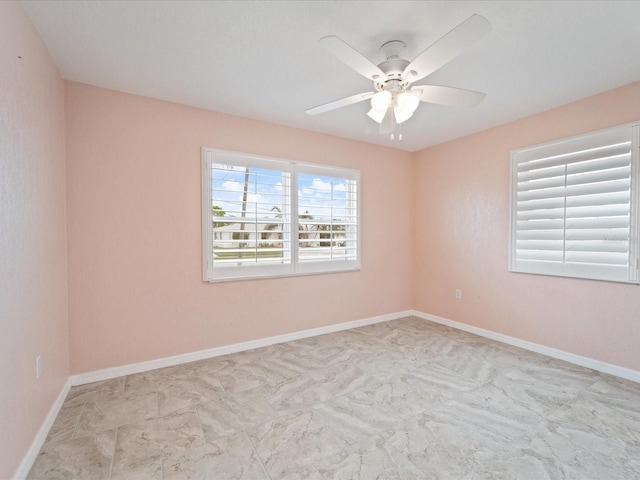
[65,82,414,374]
[0,2,69,477]
[413,81,640,371]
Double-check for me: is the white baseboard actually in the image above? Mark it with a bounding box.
[71,310,414,386]
[412,310,640,384]
[71,309,640,386]
[14,377,72,480]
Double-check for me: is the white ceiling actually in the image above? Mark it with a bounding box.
[22,0,640,152]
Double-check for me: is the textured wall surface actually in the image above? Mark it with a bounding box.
[413,81,640,371]
[65,81,414,374]
[0,2,69,477]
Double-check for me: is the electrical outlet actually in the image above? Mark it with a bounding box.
[455,289,462,300]
[36,356,41,379]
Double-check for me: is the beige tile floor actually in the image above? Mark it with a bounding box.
[28,317,640,479]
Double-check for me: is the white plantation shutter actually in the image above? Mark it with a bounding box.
[510,124,639,283]
[202,148,360,282]
[296,166,359,274]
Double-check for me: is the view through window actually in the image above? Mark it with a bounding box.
[202,149,360,281]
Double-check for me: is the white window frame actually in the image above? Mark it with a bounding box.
[202,148,360,282]
[509,122,640,284]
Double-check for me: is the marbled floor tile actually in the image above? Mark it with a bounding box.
[109,460,162,480]
[262,373,333,412]
[64,378,125,406]
[123,372,158,396]
[74,391,158,437]
[162,431,268,480]
[247,409,350,479]
[351,351,410,379]
[445,384,545,438]
[404,362,481,403]
[27,430,116,480]
[392,333,470,367]
[384,416,497,480]
[312,392,400,445]
[270,342,356,372]
[431,324,487,343]
[185,355,242,376]
[157,374,225,416]
[582,374,640,415]
[307,362,372,397]
[339,328,388,352]
[217,361,297,394]
[488,364,598,417]
[197,388,276,439]
[124,364,196,396]
[386,385,543,477]
[387,316,440,333]
[313,433,425,480]
[432,346,508,384]
[110,410,206,477]
[462,419,640,480]
[547,381,640,448]
[262,350,326,376]
[44,402,84,444]
[534,355,602,380]
[223,344,285,365]
[344,374,438,420]
[351,322,396,337]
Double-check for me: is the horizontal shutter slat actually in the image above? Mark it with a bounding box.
[565,251,629,265]
[566,165,630,186]
[565,217,629,229]
[516,250,564,261]
[517,141,631,172]
[517,178,630,202]
[516,239,564,251]
[564,227,629,241]
[516,197,565,211]
[567,153,631,174]
[517,208,565,220]
[565,203,629,218]
[565,240,629,253]
[516,219,564,230]
[565,190,630,207]
[516,230,564,240]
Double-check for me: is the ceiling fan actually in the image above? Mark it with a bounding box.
[306,14,491,135]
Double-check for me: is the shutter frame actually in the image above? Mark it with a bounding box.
[509,123,640,284]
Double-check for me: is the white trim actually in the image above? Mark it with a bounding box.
[71,308,640,387]
[14,378,72,480]
[70,310,412,386]
[412,310,640,384]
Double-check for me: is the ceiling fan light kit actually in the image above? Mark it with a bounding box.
[305,14,492,140]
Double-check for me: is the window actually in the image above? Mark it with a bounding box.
[509,123,639,283]
[202,148,360,281]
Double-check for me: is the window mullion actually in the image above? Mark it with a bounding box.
[291,165,300,271]
[629,125,640,282]
[562,163,567,265]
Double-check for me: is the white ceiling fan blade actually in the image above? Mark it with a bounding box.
[403,14,491,83]
[305,91,374,115]
[412,85,486,107]
[319,36,386,81]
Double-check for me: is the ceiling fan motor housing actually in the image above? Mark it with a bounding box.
[374,59,410,92]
